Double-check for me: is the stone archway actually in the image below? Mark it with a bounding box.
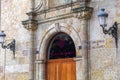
[35,23,82,80]
[38,23,82,59]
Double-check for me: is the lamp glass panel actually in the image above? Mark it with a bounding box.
[98,16,107,27]
[0,36,5,43]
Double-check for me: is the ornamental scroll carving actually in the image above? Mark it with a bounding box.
[72,6,93,19]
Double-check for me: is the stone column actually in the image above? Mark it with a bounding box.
[72,6,93,80]
[80,7,93,80]
[81,18,89,80]
[22,12,38,80]
[29,28,35,80]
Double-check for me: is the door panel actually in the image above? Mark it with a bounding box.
[47,58,76,80]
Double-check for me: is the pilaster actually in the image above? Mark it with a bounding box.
[72,5,93,80]
[22,11,38,80]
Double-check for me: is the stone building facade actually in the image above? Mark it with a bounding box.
[0,0,120,80]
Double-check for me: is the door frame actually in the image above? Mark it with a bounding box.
[35,23,83,80]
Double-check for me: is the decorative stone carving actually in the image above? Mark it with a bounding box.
[72,6,93,19]
[55,23,61,32]
[22,12,38,31]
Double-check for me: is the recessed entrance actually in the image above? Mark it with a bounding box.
[46,33,76,80]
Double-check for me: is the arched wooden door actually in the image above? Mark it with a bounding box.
[46,33,76,80]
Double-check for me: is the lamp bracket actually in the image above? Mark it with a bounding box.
[1,39,16,59]
[101,22,118,48]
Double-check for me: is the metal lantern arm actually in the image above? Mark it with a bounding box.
[101,22,117,36]
[101,22,118,48]
[1,39,16,59]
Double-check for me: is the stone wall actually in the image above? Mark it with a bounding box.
[0,0,120,80]
[0,0,31,80]
[90,0,120,80]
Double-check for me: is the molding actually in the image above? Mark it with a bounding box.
[38,13,73,24]
[22,19,38,31]
[37,6,93,24]
[35,60,46,64]
[22,12,38,31]
[34,0,91,15]
[73,56,83,61]
[36,6,93,24]
[35,2,79,15]
[22,3,93,25]
[72,6,93,19]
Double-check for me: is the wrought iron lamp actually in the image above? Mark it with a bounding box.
[97,8,119,49]
[0,31,16,58]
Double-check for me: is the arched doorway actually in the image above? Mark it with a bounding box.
[46,32,76,80]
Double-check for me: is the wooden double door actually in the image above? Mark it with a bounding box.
[46,58,76,80]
